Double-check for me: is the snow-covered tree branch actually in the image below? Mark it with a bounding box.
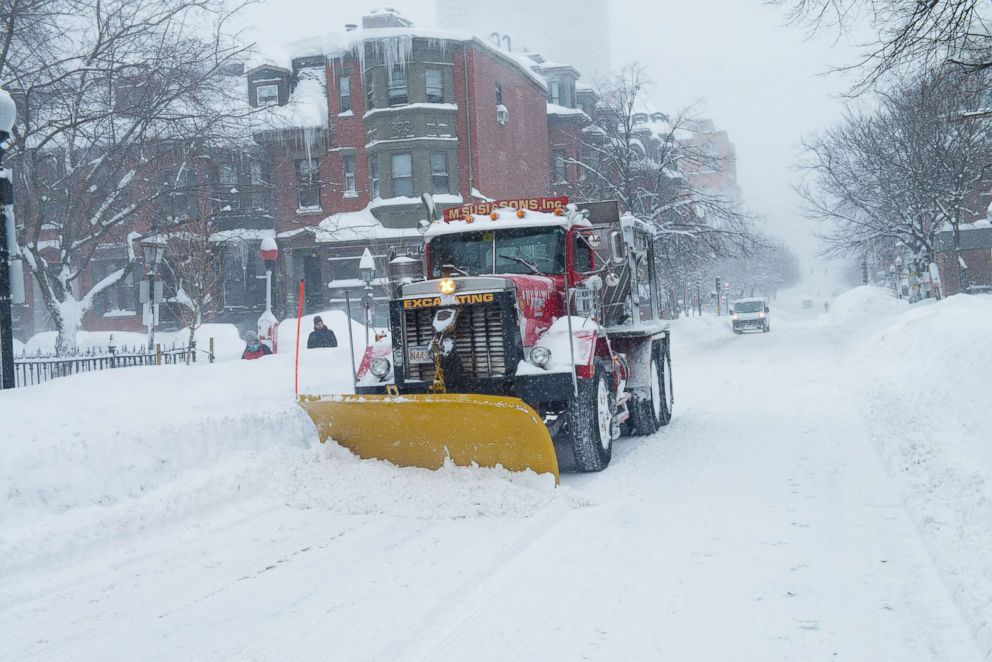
[0,0,257,354]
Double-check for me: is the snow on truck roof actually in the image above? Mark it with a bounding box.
[423,208,591,238]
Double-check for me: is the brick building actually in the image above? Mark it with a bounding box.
[10,8,742,343]
[250,10,559,320]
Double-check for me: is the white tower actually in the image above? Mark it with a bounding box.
[437,0,611,82]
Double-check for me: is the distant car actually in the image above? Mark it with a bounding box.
[731,297,770,333]
[801,299,814,311]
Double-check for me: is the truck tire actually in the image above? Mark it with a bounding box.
[566,359,615,472]
[629,343,666,435]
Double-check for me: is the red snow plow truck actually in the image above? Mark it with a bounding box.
[298,197,673,481]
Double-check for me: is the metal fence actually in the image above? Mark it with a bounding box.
[13,340,213,388]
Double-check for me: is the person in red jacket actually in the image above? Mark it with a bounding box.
[241,331,271,360]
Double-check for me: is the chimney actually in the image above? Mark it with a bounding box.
[362,8,413,30]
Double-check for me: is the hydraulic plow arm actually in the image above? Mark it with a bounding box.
[298,394,560,483]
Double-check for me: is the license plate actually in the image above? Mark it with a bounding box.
[408,345,432,364]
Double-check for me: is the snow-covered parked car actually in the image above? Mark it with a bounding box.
[731,297,770,333]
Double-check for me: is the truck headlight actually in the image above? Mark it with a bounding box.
[530,346,551,367]
[370,358,391,378]
[438,278,457,295]
[731,314,738,320]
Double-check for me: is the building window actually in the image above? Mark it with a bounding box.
[249,159,268,209]
[343,154,357,196]
[219,163,240,211]
[339,76,352,113]
[388,65,408,106]
[162,166,195,221]
[331,258,360,281]
[391,153,413,198]
[431,151,449,195]
[553,149,567,184]
[366,75,375,110]
[369,156,380,199]
[426,68,444,103]
[92,260,137,316]
[495,82,503,105]
[256,84,278,106]
[296,158,320,209]
[549,81,561,106]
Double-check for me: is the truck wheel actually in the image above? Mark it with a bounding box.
[566,359,615,472]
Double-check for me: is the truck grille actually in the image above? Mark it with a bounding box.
[403,300,508,382]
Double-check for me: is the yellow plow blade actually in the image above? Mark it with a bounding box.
[298,394,559,482]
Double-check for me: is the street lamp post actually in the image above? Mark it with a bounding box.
[140,237,166,351]
[359,247,376,348]
[258,236,278,352]
[0,87,18,390]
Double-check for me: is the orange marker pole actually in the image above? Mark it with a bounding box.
[294,279,304,396]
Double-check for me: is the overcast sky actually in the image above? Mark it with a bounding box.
[238,1,864,272]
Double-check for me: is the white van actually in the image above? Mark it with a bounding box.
[731,298,770,333]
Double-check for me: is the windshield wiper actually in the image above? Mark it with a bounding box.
[498,254,541,275]
[442,263,471,277]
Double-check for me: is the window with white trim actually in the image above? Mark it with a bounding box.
[339,76,352,113]
[388,65,408,106]
[426,68,444,103]
[431,151,449,195]
[343,154,357,196]
[391,153,413,197]
[296,158,320,209]
[256,84,278,106]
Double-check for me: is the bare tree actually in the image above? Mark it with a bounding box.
[798,66,992,286]
[162,213,226,358]
[0,0,255,354]
[577,65,757,262]
[774,0,992,91]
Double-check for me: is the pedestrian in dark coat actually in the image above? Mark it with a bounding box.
[307,316,338,349]
[242,331,272,360]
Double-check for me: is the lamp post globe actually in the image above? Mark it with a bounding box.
[0,88,16,134]
[140,237,166,276]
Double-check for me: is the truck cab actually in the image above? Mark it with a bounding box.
[731,297,770,333]
[353,197,674,472]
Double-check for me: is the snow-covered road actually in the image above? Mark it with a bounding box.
[1,306,984,660]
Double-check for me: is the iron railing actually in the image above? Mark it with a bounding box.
[13,339,212,388]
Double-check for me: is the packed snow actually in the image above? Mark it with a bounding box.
[1,288,990,660]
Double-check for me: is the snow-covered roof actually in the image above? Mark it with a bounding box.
[547,103,589,120]
[424,208,591,238]
[276,27,547,91]
[309,206,422,243]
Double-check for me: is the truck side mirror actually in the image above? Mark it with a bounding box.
[609,230,626,265]
[765,306,770,313]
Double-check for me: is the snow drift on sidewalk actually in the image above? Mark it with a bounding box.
[837,291,992,656]
[0,344,566,577]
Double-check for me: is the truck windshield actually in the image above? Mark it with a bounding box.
[429,227,567,277]
[734,301,764,313]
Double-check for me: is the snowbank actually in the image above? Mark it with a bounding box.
[20,325,245,361]
[825,285,908,335]
[276,309,373,355]
[0,320,561,575]
[845,293,992,654]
